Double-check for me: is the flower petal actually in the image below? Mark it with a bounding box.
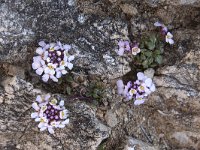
[45,94,51,101]
[56,71,62,78]
[58,124,65,128]
[36,47,44,55]
[60,110,68,119]
[38,41,46,47]
[118,41,124,47]
[35,118,41,122]
[137,72,145,81]
[63,44,71,50]
[36,67,44,75]
[59,100,64,106]
[40,126,47,131]
[68,55,75,62]
[54,46,60,50]
[50,75,58,82]
[36,95,43,103]
[48,127,54,134]
[167,32,173,38]
[134,99,145,105]
[32,62,40,70]
[31,112,38,118]
[154,21,162,27]
[67,63,73,70]
[43,51,49,60]
[168,39,174,45]
[116,80,124,95]
[42,74,50,82]
[61,70,68,75]
[32,102,40,111]
[145,78,152,87]
[117,48,125,56]
[62,119,69,125]
[150,84,156,92]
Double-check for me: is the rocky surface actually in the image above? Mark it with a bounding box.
[0,0,200,150]
[0,77,110,150]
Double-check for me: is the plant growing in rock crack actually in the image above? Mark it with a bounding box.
[85,81,106,104]
[116,22,174,69]
[134,33,164,69]
[31,94,69,134]
[32,41,75,82]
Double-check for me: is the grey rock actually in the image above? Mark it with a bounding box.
[124,137,159,150]
[0,77,111,150]
[105,110,118,127]
[0,0,130,78]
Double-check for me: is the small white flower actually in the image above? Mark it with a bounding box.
[117,71,156,106]
[31,95,70,134]
[60,109,68,119]
[32,41,75,82]
[129,88,137,96]
[166,32,174,44]
[131,46,141,56]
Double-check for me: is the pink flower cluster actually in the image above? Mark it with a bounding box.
[31,94,69,134]
[117,72,156,105]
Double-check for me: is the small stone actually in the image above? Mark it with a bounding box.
[120,4,138,16]
[105,110,118,127]
[144,68,155,79]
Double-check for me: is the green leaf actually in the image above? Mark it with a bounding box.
[144,51,152,57]
[154,50,161,55]
[148,57,154,64]
[150,63,157,68]
[145,41,155,50]
[155,55,163,64]
[160,47,164,54]
[150,34,157,44]
[141,49,147,54]
[142,60,149,68]
[140,41,145,49]
[57,78,63,84]
[141,54,146,60]
[93,92,100,99]
[66,76,73,82]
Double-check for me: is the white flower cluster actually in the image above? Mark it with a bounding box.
[32,41,75,82]
[31,94,69,134]
[117,72,156,105]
